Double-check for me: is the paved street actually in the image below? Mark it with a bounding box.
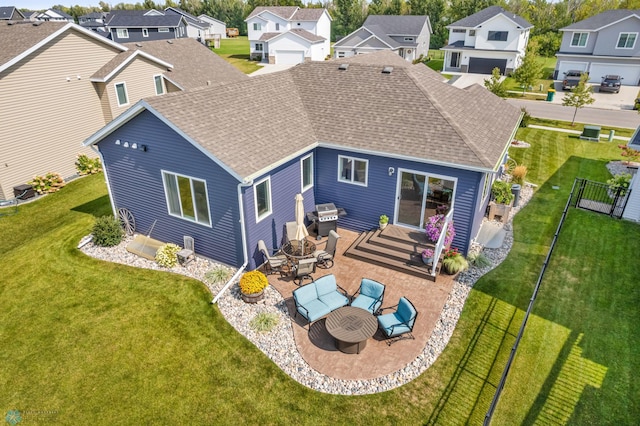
[506,98,640,129]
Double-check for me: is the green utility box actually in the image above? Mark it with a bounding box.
[580,125,601,141]
[546,89,555,101]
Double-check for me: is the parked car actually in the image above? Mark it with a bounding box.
[562,70,586,90]
[600,75,622,93]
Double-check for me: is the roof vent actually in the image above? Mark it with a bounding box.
[338,63,349,70]
[382,66,393,74]
[32,21,43,26]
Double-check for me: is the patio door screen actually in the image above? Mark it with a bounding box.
[395,171,455,229]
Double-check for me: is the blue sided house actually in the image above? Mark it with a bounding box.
[83,51,522,271]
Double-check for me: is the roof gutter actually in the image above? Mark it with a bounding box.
[211,178,253,304]
[495,113,524,172]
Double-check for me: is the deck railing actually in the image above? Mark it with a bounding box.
[431,209,454,276]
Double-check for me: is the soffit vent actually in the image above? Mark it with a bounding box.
[338,63,349,71]
[382,66,393,74]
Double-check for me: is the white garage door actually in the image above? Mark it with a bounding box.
[276,50,304,65]
[588,63,640,86]
[556,61,588,79]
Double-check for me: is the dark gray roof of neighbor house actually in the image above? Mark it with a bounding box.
[448,5,532,29]
[139,51,520,178]
[247,6,299,20]
[107,10,183,28]
[363,15,430,35]
[0,6,24,20]
[0,21,68,67]
[50,9,73,19]
[79,12,106,20]
[561,9,640,31]
[124,38,247,89]
[164,7,207,29]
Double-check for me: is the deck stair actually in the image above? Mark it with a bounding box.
[343,225,440,281]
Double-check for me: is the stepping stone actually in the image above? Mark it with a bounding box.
[476,222,506,249]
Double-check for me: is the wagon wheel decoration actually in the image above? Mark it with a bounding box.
[118,208,135,235]
[504,157,517,175]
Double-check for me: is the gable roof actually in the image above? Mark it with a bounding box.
[362,15,431,35]
[0,6,24,20]
[90,49,173,82]
[560,9,640,32]
[164,7,207,29]
[246,6,327,22]
[0,21,126,74]
[106,9,184,28]
[123,38,247,90]
[198,14,225,25]
[448,6,532,29]
[85,51,520,179]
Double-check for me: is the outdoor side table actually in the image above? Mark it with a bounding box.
[325,306,378,354]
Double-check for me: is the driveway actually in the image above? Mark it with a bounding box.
[249,63,297,77]
[449,72,497,89]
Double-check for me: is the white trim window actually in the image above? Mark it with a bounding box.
[154,75,164,95]
[142,28,149,37]
[571,32,589,47]
[488,31,508,41]
[301,154,313,192]
[253,23,261,31]
[338,155,368,186]
[469,30,476,37]
[254,177,272,222]
[617,32,637,49]
[255,43,263,52]
[162,171,211,226]
[116,28,129,39]
[275,23,280,31]
[404,37,414,42]
[114,82,128,107]
[159,27,169,33]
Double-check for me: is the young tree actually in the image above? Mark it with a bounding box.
[512,43,543,95]
[562,73,595,125]
[484,67,507,97]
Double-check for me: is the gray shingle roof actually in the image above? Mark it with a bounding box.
[448,6,532,29]
[124,38,246,90]
[247,6,299,20]
[0,21,68,68]
[107,10,183,27]
[561,9,640,31]
[363,15,430,35]
[164,7,207,29]
[90,50,138,80]
[0,6,24,20]
[364,24,401,48]
[260,29,325,43]
[141,52,520,178]
[291,8,325,21]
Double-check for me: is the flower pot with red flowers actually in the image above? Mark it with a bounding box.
[442,248,468,275]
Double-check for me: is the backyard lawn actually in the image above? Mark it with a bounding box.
[1,125,638,423]
[209,36,261,74]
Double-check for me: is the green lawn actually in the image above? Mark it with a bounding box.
[528,117,635,138]
[210,36,261,74]
[1,124,638,423]
[504,56,556,94]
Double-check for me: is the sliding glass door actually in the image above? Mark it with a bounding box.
[395,170,455,229]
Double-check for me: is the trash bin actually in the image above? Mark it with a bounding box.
[511,184,521,208]
[608,130,615,142]
[546,89,555,101]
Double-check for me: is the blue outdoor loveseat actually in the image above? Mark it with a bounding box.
[292,274,349,329]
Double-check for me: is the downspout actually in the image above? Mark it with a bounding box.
[89,145,117,218]
[212,178,254,304]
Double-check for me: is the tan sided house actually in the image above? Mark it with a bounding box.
[0,21,245,200]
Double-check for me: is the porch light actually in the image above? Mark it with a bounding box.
[388,167,395,176]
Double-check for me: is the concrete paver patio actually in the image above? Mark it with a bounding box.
[266,227,456,381]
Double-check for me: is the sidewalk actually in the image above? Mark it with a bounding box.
[528,124,630,141]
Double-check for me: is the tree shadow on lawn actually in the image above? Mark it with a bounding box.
[71,194,111,218]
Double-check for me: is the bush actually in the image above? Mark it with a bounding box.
[492,180,514,205]
[239,270,268,295]
[607,173,632,196]
[204,267,232,284]
[249,312,279,332]
[511,165,528,185]
[28,172,66,194]
[75,154,102,175]
[442,248,469,274]
[468,251,492,268]
[92,215,124,247]
[155,243,181,268]
[519,107,531,128]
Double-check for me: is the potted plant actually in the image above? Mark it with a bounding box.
[442,248,469,275]
[379,214,389,230]
[425,214,455,246]
[489,180,515,222]
[239,270,269,303]
[421,248,435,265]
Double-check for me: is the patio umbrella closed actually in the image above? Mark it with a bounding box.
[294,193,308,242]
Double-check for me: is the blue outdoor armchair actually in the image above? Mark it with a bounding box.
[377,297,418,345]
[350,278,385,315]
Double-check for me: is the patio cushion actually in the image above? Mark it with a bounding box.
[351,294,378,312]
[397,297,416,325]
[318,291,349,312]
[294,283,318,306]
[377,312,412,337]
[359,278,384,299]
[300,299,333,322]
[314,274,337,297]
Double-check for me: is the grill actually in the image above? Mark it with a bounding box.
[307,203,347,238]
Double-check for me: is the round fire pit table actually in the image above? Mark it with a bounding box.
[325,306,378,354]
[282,239,316,260]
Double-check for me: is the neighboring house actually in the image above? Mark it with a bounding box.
[35,9,74,23]
[83,51,522,272]
[245,6,331,64]
[0,20,244,200]
[554,9,640,85]
[441,5,533,74]
[106,9,188,43]
[0,6,24,20]
[333,15,431,62]
[78,11,108,33]
[22,10,38,21]
[164,7,208,42]
[198,14,226,39]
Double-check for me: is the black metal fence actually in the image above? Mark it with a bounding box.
[570,178,630,218]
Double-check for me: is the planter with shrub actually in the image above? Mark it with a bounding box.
[488,180,514,222]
